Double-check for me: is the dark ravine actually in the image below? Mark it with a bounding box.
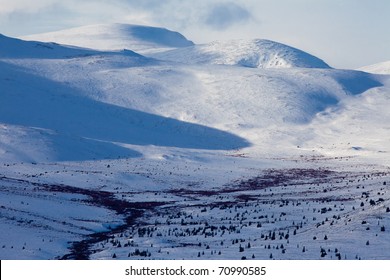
[60,210,144,260]
[48,185,166,260]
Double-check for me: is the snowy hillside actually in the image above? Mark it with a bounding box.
[359,60,390,74]
[151,39,331,68]
[0,34,101,59]
[0,33,145,60]
[1,24,390,260]
[22,23,194,54]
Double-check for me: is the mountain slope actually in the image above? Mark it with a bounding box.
[22,23,194,54]
[1,56,381,162]
[1,25,386,163]
[0,34,98,59]
[0,66,249,162]
[151,39,331,69]
[0,33,144,59]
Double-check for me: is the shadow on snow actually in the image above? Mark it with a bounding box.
[0,61,250,161]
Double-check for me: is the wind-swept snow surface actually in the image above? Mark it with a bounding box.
[22,23,194,54]
[0,34,104,59]
[359,60,390,74]
[1,24,390,260]
[151,39,331,69]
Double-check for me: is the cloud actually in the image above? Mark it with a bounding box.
[0,1,75,35]
[204,2,252,30]
[0,0,253,36]
[116,0,207,29]
[0,0,156,35]
[114,1,253,31]
[0,0,53,15]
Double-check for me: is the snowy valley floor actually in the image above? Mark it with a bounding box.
[1,152,389,260]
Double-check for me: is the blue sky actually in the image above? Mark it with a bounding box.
[1,0,389,69]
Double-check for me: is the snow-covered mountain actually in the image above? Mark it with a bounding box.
[22,24,329,68]
[151,39,331,69]
[22,23,194,54]
[359,60,390,74]
[1,24,390,260]
[1,36,380,162]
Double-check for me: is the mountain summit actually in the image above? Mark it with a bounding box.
[22,23,194,54]
[151,39,331,69]
[22,24,329,69]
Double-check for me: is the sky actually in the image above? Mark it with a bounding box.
[0,0,389,69]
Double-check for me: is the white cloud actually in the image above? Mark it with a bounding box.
[205,2,252,30]
[0,0,55,14]
[0,0,253,32]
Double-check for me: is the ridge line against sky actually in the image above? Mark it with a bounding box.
[0,0,389,69]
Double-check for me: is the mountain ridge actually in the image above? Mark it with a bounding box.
[150,38,331,69]
[21,23,194,54]
[21,23,330,69]
[0,33,143,59]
